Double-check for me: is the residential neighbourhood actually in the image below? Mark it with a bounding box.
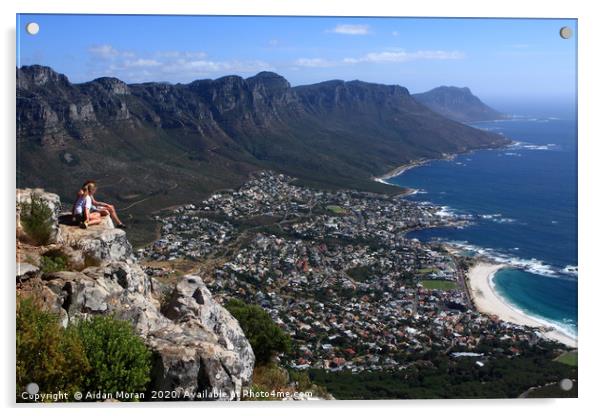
[140,171,559,373]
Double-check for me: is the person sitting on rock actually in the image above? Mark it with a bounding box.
[83,180,127,229]
[72,183,102,229]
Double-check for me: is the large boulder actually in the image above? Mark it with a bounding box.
[153,275,255,399]
[58,215,133,263]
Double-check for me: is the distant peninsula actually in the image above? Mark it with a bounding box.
[413,86,508,123]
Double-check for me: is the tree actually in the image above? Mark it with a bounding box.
[225,299,291,364]
[19,194,54,245]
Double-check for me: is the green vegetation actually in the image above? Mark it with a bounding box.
[244,363,330,401]
[17,298,152,402]
[326,205,347,215]
[419,280,457,290]
[245,362,291,401]
[416,267,439,274]
[308,354,577,399]
[74,315,152,398]
[554,350,578,367]
[225,299,291,364]
[39,249,69,273]
[345,265,374,282]
[19,195,54,245]
[16,297,90,401]
[525,381,577,398]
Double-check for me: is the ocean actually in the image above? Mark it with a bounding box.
[386,117,578,338]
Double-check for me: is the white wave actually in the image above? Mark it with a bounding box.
[508,141,558,151]
[445,241,577,279]
[562,265,578,276]
[492,218,516,224]
[435,206,456,218]
[479,213,516,224]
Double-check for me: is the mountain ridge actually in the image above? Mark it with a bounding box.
[17,65,510,245]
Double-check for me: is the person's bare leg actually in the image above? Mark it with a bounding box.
[87,212,102,226]
[106,204,124,225]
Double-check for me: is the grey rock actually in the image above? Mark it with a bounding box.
[16,262,39,281]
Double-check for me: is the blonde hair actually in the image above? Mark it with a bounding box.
[81,180,97,194]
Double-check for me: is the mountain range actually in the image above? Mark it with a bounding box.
[17,65,509,245]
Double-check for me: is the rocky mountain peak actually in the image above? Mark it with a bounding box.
[86,77,131,95]
[17,65,71,89]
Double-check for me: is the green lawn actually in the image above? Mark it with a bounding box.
[419,280,458,290]
[326,205,347,215]
[417,267,439,275]
[554,351,578,367]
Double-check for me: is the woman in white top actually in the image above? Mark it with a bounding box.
[80,180,127,229]
[72,183,102,228]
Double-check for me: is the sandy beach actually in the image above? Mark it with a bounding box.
[467,262,577,348]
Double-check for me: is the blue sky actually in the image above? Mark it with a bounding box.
[17,15,576,105]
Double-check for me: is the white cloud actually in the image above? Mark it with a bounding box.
[124,59,162,68]
[86,44,273,82]
[89,44,120,59]
[87,42,465,84]
[392,31,399,37]
[155,51,207,59]
[344,49,465,64]
[330,24,370,35]
[294,58,336,68]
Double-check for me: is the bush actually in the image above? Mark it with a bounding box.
[225,299,291,364]
[16,297,89,401]
[16,300,152,402]
[74,315,151,398]
[19,195,54,245]
[40,249,69,273]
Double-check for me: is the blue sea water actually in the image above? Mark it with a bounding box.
[387,117,578,337]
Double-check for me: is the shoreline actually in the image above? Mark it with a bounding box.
[466,262,577,348]
[373,158,431,183]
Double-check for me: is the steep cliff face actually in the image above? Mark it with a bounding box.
[16,189,255,400]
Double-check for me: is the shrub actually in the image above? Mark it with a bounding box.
[19,195,54,245]
[40,249,69,273]
[73,315,151,398]
[16,297,89,401]
[225,299,291,364]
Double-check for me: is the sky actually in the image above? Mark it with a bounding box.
[17,14,577,109]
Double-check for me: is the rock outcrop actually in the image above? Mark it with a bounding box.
[16,189,255,400]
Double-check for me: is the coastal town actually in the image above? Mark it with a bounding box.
[139,171,568,374]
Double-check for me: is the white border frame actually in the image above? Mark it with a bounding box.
[3,1,601,415]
